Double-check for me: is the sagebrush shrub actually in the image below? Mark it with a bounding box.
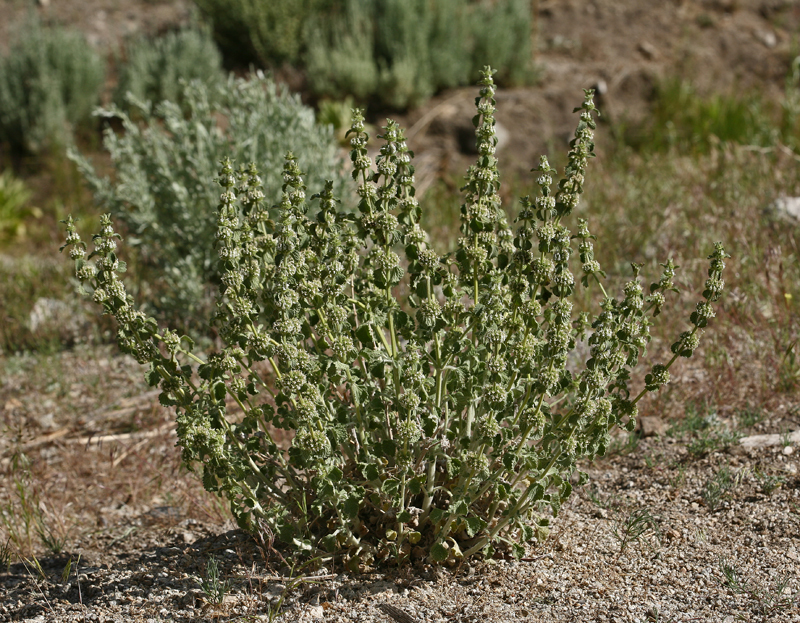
[70,72,345,333]
[194,0,322,67]
[0,16,104,154]
[62,68,727,567]
[306,0,534,108]
[196,0,534,109]
[114,25,225,110]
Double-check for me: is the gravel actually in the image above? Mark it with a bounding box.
[2,438,798,623]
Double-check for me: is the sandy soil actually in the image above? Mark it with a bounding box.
[1,1,800,621]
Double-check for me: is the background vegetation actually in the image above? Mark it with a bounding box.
[71,73,346,334]
[196,0,535,108]
[0,16,104,155]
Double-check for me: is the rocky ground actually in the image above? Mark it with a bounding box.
[1,358,798,622]
[2,0,800,621]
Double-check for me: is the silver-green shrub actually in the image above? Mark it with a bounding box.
[62,69,727,567]
[114,26,225,110]
[306,0,534,108]
[0,16,104,153]
[195,0,533,109]
[194,0,320,68]
[70,72,345,333]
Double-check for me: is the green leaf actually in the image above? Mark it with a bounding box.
[430,542,449,562]
[145,366,160,387]
[380,439,396,457]
[381,478,400,496]
[213,381,227,401]
[393,310,411,329]
[355,325,374,346]
[370,361,385,379]
[429,507,446,525]
[320,534,338,552]
[520,524,534,542]
[451,499,469,516]
[342,496,360,519]
[158,392,178,407]
[350,381,365,405]
[464,516,487,538]
[528,484,545,502]
[363,463,380,481]
[202,467,218,492]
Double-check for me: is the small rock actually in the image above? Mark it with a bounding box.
[639,415,667,438]
[740,430,800,448]
[767,196,800,221]
[182,531,196,544]
[34,412,56,430]
[755,29,777,48]
[3,398,23,412]
[783,445,794,456]
[665,528,680,542]
[637,41,658,60]
[28,297,89,343]
[494,121,510,152]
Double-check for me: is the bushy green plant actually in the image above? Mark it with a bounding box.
[304,0,381,103]
[306,0,533,108]
[114,26,225,109]
[61,69,727,566]
[0,170,35,239]
[469,0,533,86]
[197,0,533,109]
[70,72,345,333]
[625,78,775,154]
[0,16,104,154]
[194,0,322,67]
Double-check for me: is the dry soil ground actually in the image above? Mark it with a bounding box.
[1,1,800,621]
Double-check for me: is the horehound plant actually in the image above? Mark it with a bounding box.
[61,68,728,567]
